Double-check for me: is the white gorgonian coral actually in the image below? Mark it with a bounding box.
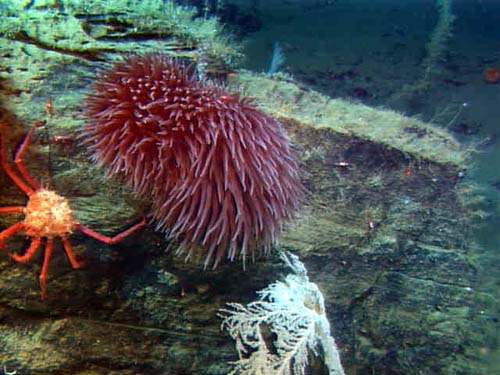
[219,252,344,375]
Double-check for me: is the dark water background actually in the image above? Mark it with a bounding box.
[182,0,500,371]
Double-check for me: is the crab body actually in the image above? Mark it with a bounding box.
[0,120,145,299]
[23,189,75,237]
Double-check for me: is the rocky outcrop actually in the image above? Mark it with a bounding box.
[0,1,492,374]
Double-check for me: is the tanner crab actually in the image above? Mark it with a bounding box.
[0,120,145,299]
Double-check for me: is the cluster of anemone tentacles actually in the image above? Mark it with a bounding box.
[81,53,303,268]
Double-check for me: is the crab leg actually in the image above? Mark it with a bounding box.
[9,236,41,262]
[0,121,35,196]
[14,121,45,191]
[0,206,25,213]
[39,237,53,300]
[76,217,146,244]
[60,235,82,269]
[0,221,25,248]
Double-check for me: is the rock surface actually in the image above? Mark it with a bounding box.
[0,1,493,374]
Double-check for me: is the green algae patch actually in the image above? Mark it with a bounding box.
[234,71,466,167]
[0,0,241,72]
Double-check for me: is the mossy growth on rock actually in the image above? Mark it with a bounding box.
[0,0,241,67]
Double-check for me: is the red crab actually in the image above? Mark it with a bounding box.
[0,120,146,299]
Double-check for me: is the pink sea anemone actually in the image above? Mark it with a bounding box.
[81,53,302,267]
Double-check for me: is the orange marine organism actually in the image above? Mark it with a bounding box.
[483,67,500,84]
[0,120,146,299]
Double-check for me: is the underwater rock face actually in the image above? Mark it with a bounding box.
[0,2,492,375]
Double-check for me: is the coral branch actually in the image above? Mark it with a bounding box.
[219,252,344,375]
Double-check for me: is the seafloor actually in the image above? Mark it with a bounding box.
[0,1,498,374]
